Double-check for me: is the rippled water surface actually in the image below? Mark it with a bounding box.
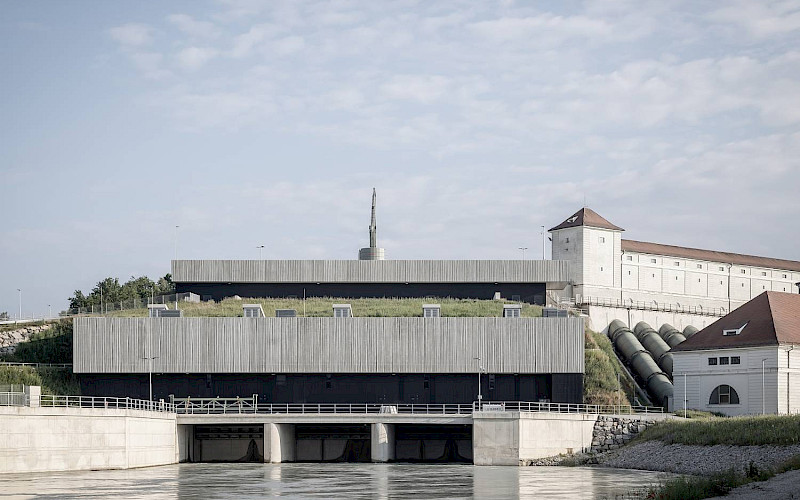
[0,464,673,499]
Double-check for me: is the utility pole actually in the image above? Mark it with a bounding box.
[473,356,483,410]
[541,225,546,260]
[257,245,265,259]
[518,247,528,260]
[17,289,21,320]
[762,358,767,415]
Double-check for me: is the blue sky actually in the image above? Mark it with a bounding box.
[2,0,800,316]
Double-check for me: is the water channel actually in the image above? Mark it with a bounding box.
[0,463,673,499]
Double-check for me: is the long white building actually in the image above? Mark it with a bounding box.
[549,208,800,330]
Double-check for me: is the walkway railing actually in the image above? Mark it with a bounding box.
[579,296,727,317]
[0,392,175,413]
[173,397,474,415]
[0,362,73,369]
[474,401,663,415]
[172,397,663,416]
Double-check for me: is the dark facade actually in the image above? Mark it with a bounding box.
[176,282,547,304]
[80,373,583,405]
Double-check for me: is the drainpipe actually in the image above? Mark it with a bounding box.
[727,264,732,313]
[788,345,795,414]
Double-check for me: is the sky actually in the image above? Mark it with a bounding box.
[2,0,800,317]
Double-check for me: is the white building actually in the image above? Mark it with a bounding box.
[671,292,800,416]
[549,208,800,330]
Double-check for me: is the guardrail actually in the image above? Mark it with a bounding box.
[579,296,727,317]
[173,397,474,415]
[0,362,73,369]
[171,397,663,416]
[474,401,664,415]
[0,393,175,413]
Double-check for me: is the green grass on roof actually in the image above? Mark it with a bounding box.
[105,297,544,318]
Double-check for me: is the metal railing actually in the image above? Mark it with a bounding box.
[0,362,73,369]
[36,395,176,412]
[0,392,26,406]
[173,397,474,415]
[579,296,727,317]
[0,392,175,413]
[474,401,664,415]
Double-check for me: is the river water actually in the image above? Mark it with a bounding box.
[0,463,672,499]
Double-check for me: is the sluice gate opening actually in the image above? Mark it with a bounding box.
[190,425,264,463]
[394,424,472,463]
[295,424,372,462]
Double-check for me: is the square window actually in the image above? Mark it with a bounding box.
[708,358,718,365]
[783,274,788,279]
[741,269,746,274]
[697,264,703,269]
[651,258,657,264]
[720,357,729,365]
[719,266,725,271]
[627,255,633,261]
[761,272,767,276]
[731,356,741,365]
[674,261,680,266]
[599,236,605,243]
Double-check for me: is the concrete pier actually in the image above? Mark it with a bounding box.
[370,423,395,462]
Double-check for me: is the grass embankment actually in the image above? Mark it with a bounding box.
[638,415,800,499]
[584,326,634,407]
[0,365,80,395]
[105,296,544,318]
[1,319,80,395]
[637,414,800,446]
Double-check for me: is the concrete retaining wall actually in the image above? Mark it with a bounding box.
[0,406,178,474]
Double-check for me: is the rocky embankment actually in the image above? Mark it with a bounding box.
[596,440,800,476]
[0,324,53,356]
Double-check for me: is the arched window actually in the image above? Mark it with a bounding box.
[709,385,740,405]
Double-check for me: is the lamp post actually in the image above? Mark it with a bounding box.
[257,245,265,259]
[762,358,767,415]
[541,225,546,260]
[684,372,688,419]
[518,247,528,260]
[473,356,484,410]
[17,289,21,320]
[174,225,180,261]
[48,304,51,319]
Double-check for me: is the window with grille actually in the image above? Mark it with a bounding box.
[709,385,739,405]
[708,358,718,365]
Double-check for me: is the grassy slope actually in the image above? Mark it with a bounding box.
[0,366,81,395]
[584,326,634,406]
[105,297,544,318]
[637,414,800,446]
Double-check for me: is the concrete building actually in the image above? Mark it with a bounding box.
[549,207,800,330]
[671,292,800,416]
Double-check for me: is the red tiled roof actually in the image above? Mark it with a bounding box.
[549,208,624,232]
[673,292,800,351]
[622,240,800,273]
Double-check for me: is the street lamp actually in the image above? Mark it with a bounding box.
[174,225,180,261]
[541,225,546,260]
[518,247,528,260]
[257,245,265,259]
[762,358,767,415]
[17,289,21,320]
[48,304,51,319]
[473,356,483,410]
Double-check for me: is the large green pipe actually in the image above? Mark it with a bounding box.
[633,321,673,377]
[658,323,687,348]
[608,320,674,408]
[683,325,699,338]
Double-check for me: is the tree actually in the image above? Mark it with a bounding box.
[0,311,8,320]
[67,274,176,311]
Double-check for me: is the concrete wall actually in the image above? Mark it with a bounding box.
[0,406,178,474]
[587,305,717,334]
[672,346,787,416]
[472,412,598,465]
[74,316,585,375]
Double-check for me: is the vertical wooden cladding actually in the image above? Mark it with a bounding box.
[171,259,572,284]
[74,317,584,375]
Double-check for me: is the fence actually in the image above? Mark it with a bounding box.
[579,296,727,317]
[62,292,200,317]
[0,362,73,369]
[0,391,175,413]
[170,397,664,416]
